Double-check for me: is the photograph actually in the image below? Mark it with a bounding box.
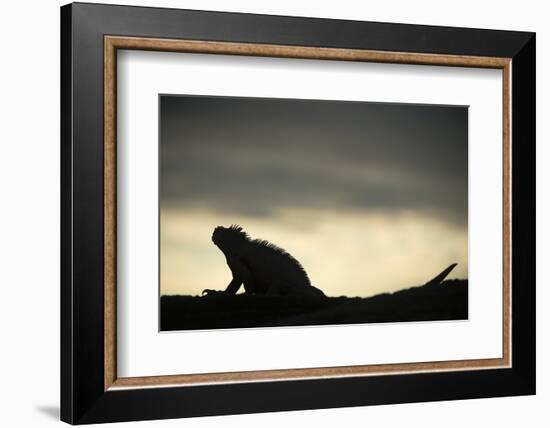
[159,94,469,331]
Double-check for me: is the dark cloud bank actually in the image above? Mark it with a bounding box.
[160,95,468,226]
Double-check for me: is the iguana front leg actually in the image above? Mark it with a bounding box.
[202,278,239,296]
[202,278,242,296]
[202,256,249,296]
[224,277,243,294]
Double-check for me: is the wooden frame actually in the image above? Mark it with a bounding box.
[62,2,535,424]
[104,35,513,390]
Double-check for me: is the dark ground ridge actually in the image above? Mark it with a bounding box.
[160,278,468,331]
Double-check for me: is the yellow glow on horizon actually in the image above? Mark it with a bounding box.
[160,207,468,298]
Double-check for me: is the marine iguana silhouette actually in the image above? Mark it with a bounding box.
[203,225,326,298]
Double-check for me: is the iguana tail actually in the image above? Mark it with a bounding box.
[423,263,458,286]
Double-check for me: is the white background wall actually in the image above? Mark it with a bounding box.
[0,0,546,426]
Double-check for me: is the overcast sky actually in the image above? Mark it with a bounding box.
[160,95,468,297]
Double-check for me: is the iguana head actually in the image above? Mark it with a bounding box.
[212,225,250,250]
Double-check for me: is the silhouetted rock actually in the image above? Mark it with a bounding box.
[160,278,468,331]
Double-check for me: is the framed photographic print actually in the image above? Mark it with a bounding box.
[60,2,535,424]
